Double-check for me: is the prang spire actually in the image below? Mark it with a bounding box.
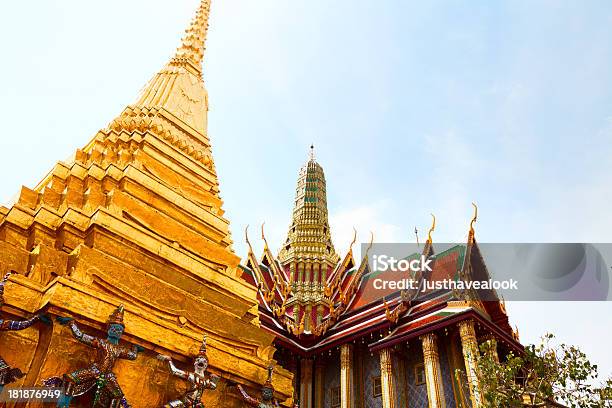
[279,147,338,271]
[277,148,340,330]
[173,0,212,72]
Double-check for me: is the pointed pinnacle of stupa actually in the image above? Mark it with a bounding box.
[127,1,213,136]
[309,144,316,162]
[173,0,212,71]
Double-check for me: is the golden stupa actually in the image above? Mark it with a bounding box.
[0,1,293,406]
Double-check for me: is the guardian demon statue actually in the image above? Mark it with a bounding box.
[44,304,144,408]
[235,365,286,408]
[157,334,220,407]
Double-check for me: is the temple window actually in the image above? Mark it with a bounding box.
[415,363,426,385]
[330,386,340,407]
[372,375,382,397]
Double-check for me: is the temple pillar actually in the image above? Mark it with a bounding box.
[396,351,408,407]
[420,333,446,408]
[290,262,297,285]
[379,348,396,408]
[316,304,323,325]
[300,358,314,408]
[314,358,325,408]
[305,304,313,332]
[287,357,299,405]
[305,262,312,284]
[340,344,353,408]
[458,320,482,407]
[298,261,304,283]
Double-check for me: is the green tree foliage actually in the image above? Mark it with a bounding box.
[470,334,612,407]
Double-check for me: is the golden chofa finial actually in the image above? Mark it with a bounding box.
[261,222,270,250]
[174,0,212,71]
[349,227,357,251]
[362,231,374,261]
[426,214,436,245]
[245,225,255,254]
[469,202,478,243]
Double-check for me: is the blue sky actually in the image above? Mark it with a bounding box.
[0,1,611,378]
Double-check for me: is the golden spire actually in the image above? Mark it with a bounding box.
[173,0,212,72]
[123,1,214,137]
[278,151,339,269]
[277,149,340,331]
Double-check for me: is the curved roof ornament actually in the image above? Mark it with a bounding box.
[245,225,255,254]
[364,231,374,259]
[261,222,270,250]
[426,213,436,245]
[348,227,357,252]
[469,202,478,243]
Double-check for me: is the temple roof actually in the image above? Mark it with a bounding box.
[241,207,518,356]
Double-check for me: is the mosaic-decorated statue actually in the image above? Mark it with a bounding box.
[0,272,50,394]
[157,335,220,407]
[43,304,144,408]
[234,365,281,408]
